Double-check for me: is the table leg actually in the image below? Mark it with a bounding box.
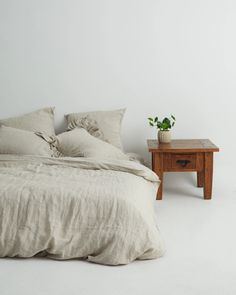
[153,153,163,200]
[204,152,213,199]
[197,171,204,187]
[157,173,163,200]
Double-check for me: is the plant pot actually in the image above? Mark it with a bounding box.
[158,130,171,143]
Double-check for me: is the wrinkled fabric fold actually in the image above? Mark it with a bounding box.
[0,155,164,265]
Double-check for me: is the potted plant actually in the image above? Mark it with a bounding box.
[148,115,176,143]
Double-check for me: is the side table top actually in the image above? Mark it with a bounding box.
[147,139,219,153]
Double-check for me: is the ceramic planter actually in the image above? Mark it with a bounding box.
[158,130,171,143]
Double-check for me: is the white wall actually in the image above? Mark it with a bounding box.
[0,0,236,165]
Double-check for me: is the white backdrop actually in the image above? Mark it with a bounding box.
[0,0,236,166]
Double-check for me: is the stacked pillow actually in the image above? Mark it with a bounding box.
[0,107,128,160]
[0,107,55,135]
[65,109,125,150]
[0,107,56,157]
[57,128,128,160]
[0,125,55,157]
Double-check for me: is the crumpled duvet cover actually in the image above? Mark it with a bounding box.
[0,155,164,265]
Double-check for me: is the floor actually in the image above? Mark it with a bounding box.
[1,165,236,295]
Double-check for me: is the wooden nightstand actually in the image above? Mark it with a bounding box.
[147,139,219,200]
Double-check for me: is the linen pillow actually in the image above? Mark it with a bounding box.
[0,107,55,135]
[56,128,129,160]
[0,125,55,156]
[65,109,125,149]
[67,115,105,140]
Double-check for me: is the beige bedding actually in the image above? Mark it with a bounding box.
[0,155,164,265]
[0,107,55,135]
[65,109,125,149]
[0,126,55,157]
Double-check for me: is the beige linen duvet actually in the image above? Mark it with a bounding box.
[0,155,164,265]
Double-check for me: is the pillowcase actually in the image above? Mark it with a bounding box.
[0,125,55,156]
[0,107,55,135]
[56,128,129,160]
[65,109,125,149]
[67,115,105,140]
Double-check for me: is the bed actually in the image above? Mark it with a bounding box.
[0,108,164,265]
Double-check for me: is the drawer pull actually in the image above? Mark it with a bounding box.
[176,159,191,167]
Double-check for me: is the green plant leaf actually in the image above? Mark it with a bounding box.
[154,117,158,122]
[149,122,154,126]
[171,114,176,121]
[157,122,162,129]
[148,117,153,121]
[163,117,170,125]
[161,122,169,130]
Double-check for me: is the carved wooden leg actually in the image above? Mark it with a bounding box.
[197,171,204,187]
[153,153,163,200]
[204,152,213,199]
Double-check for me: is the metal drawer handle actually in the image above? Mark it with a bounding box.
[176,159,191,167]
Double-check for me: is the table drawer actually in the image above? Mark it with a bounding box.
[164,153,197,171]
